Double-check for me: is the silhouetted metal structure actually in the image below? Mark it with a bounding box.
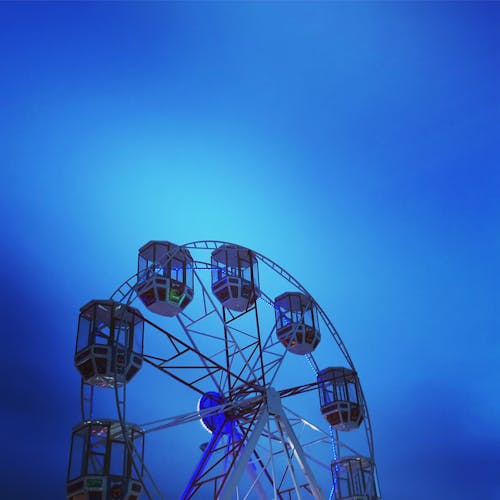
[67,240,381,499]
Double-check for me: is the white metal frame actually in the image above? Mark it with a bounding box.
[75,240,382,499]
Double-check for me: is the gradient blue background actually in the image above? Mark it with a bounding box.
[1,2,499,498]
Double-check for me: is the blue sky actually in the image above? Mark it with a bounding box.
[1,2,499,499]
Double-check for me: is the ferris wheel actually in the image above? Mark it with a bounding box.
[66,240,381,500]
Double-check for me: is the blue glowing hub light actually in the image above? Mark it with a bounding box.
[197,391,234,435]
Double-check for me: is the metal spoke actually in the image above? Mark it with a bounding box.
[72,239,380,500]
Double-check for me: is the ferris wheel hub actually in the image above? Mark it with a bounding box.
[68,240,381,499]
[264,387,283,415]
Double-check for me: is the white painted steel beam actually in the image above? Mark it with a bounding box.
[219,409,269,500]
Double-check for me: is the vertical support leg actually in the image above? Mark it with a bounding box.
[219,410,269,500]
[181,419,228,499]
[275,416,303,500]
[267,388,326,500]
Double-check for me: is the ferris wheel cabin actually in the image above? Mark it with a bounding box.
[75,300,144,388]
[211,245,260,312]
[331,456,380,500]
[66,419,144,500]
[137,241,194,317]
[274,292,321,355]
[317,367,364,431]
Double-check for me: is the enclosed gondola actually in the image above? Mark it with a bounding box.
[75,300,143,387]
[317,367,364,431]
[68,239,382,498]
[274,292,320,355]
[211,245,260,311]
[331,456,380,499]
[67,419,144,500]
[137,241,194,317]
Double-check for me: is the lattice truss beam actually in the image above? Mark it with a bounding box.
[136,388,335,500]
[97,240,380,499]
[174,265,289,394]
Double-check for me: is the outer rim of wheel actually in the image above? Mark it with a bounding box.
[96,239,380,499]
